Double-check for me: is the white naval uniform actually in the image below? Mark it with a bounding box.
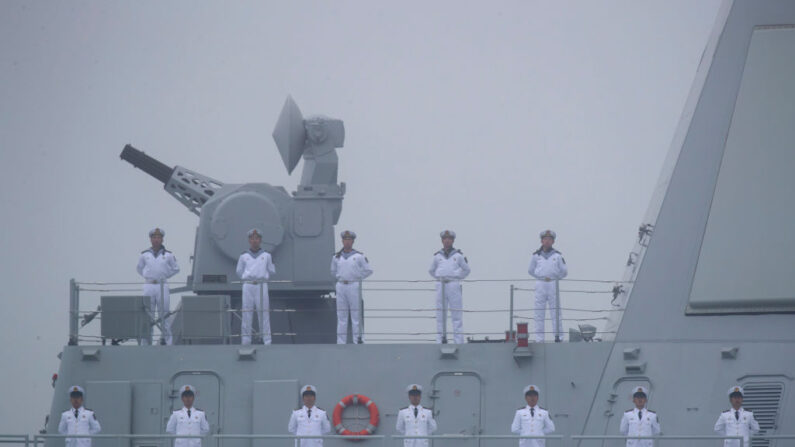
[511,405,555,447]
[527,248,567,342]
[395,405,437,447]
[619,407,660,447]
[288,405,331,447]
[428,248,471,344]
[236,248,276,345]
[330,250,373,344]
[137,246,180,345]
[166,407,210,447]
[58,407,101,447]
[714,407,760,447]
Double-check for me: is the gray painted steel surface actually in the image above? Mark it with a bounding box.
[41,1,795,446]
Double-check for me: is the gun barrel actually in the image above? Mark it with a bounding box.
[120,144,174,185]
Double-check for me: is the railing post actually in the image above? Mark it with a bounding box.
[509,284,515,335]
[259,283,265,345]
[555,279,562,341]
[359,280,364,343]
[441,280,447,344]
[160,281,166,344]
[69,278,79,345]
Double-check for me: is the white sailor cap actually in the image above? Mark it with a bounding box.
[632,386,649,397]
[728,385,744,397]
[179,385,196,395]
[301,385,317,395]
[523,384,540,395]
[406,384,423,393]
[247,228,263,238]
[440,230,456,239]
[149,227,165,237]
[341,231,356,239]
[68,385,85,396]
[539,230,556,240]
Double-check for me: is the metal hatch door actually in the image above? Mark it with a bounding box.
[171,372,221,447]
[603,378,652,447]
[430,372,482,447]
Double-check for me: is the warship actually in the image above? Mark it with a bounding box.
[27,0,795,446]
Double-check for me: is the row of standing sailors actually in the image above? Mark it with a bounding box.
[58,384,758,447]
[136,227,569,345]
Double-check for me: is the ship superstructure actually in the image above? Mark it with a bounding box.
[32,1,795,446]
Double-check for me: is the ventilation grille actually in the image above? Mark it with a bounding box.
[742,382,784,447]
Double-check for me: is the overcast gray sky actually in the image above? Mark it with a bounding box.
[0,0,720,435]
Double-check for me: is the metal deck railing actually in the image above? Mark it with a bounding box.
[67,277,628,345]
[7,433,794,447]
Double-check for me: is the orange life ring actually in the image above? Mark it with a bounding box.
[332,394,380,437]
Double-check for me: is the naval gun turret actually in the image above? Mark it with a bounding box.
[121,96,345,296]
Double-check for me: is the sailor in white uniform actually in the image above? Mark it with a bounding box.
[166,385,210,447]
[714,385,760,447]
[236,229,276,345]
[136,227,180,345]
[619,386,660,447]
[527,230,568,342]
[58,386,101,447]
[428,230,470,344]
[288,385,331,447]
[395,384,437,447]
[330,231,373,344]
[511,385,555,447]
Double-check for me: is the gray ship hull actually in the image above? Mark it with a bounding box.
[46,341,795,446]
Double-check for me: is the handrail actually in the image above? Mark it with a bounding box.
[393,434,564,439]
[0,435,29,447]
[69,276,625,345]
[75,278,632,285]
[571,434,746,446]
[34,434,387,447]
[22,433,795,447]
